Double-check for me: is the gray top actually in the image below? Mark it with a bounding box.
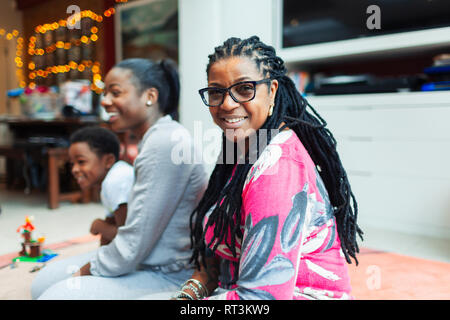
[90,115,208,277]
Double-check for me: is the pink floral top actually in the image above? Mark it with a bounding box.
[203,130,352,300]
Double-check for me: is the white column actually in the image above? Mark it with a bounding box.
[178,0,277,174]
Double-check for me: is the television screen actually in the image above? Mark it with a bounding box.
[283,0,450,48]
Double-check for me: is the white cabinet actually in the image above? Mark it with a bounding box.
[274,0,450,240]
[307,92,450,239]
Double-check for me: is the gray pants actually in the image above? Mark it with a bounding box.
[31,250,193,300]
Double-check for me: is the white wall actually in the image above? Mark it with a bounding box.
[178,0,276,174]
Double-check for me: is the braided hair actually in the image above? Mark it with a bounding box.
[190,36,363,269]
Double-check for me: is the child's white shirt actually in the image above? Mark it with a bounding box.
[100,160,135,218]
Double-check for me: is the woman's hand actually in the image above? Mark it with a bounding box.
[172,254,220,300]
[72,263,92,277]
[72,270,81,277]
[198,253,220,296]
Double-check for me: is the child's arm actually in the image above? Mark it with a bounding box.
[76,204,128,276]
[90,203,127,244]
[113,203,127,227]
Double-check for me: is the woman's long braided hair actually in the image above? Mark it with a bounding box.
[190,36,363,269]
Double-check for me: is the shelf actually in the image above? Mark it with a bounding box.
[305,91,450,109]
[278,26,450,66]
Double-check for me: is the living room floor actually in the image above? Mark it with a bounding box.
[0,186,449,300]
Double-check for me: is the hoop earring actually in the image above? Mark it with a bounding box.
[268,104,274,117]
[146,100,153,107]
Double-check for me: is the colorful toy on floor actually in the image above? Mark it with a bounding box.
[16,216,41,257]
[14,216,58,263]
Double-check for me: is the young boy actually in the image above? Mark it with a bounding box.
[68,126,134,246]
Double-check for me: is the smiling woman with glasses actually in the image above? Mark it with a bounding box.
[142,36,362,301]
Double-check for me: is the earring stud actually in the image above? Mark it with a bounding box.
[268,104,274,116]
[146,100,152,106]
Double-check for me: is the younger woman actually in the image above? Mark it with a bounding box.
[31,58,207,300]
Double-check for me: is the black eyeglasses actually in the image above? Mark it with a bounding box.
[198,79,272,107]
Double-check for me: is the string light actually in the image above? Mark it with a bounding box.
[0,28,26,87]
[29,35,101,57]
[16,36,26,87]
[0,0,128,91]
[28,60,103,93]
